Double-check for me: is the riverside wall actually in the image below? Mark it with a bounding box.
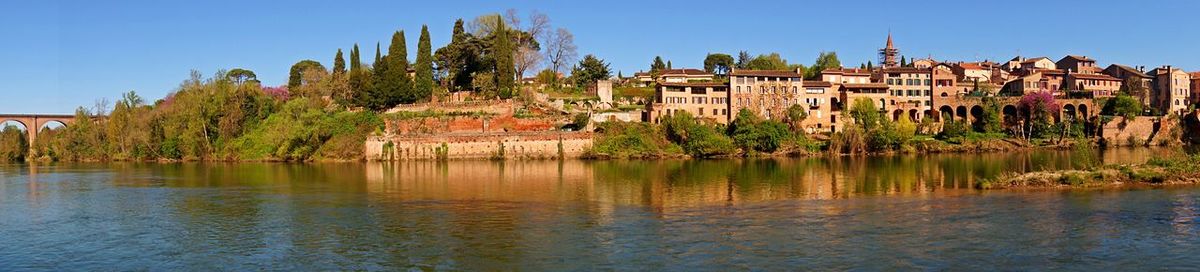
[366,131,593,160]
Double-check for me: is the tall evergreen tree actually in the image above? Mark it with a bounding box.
[372,42,391,110]
[415,25,435,101]
[386,30,413,104]
[349,44,373,109]
[333,49,346,75]
[667,60,672,69]
[492,15,516,98]
[650,56,666,78]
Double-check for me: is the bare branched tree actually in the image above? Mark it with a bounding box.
[543,28,577,74]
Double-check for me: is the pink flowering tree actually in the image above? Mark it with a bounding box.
[262,85,290,101]
[1017,91,1060,139]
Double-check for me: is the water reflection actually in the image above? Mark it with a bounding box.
[0,147,1196,270]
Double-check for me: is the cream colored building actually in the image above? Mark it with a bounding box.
[729,69,805,120]
[1148,67,1192,115]
[1065,72,1122,98]
[876,67,933,121]
[647,81,731,124]
[798,81,842,133]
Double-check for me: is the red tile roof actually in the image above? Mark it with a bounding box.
[821,68,871,76]
[658,81,727,88]
[730,69,802,77]
[1069,73,1120,81]
[658,68,711,76]
[881,67,930,73]
[803,81,832,87]
[841,83,889,89]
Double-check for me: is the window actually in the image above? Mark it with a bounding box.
[713,109,718,115]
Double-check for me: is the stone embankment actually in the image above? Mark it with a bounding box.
[366,131,593,160]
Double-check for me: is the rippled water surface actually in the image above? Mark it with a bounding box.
[1,148,1198,270]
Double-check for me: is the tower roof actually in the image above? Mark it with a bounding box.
[886,32,894,49]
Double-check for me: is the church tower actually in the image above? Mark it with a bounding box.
[879,32,899,68]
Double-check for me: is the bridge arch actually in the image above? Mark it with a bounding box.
[969,105,984,123]
[1,120,29,132]
[956,106,968,121]
[0,114,79,145]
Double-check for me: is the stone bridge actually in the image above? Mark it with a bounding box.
[0,114,79,143]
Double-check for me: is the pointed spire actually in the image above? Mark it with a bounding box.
[886,31,894,49]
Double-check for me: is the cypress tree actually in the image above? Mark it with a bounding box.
[493,15,515,98]
[333,49,346,75]
[372,42,391,110]
[349,44,372,108]
[386,31,412,104]
[415,25,434,101]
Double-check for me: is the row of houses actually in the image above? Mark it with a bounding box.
[644,33,1199,134]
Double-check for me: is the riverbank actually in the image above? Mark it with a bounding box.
[978,153,1200,190]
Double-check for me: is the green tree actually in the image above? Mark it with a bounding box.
[1103,94,1143,120]
[491,15,516,98]
[227,68,257,84]
[386,30,413,105]
[571,54,611,88]
[703,53,734,77]
[785,104,808,131]
[0,125,27,161]
[900,56,908,67]
[650,56,666,78]
[333,49,346,75]
[288,60,325,90]
[975,97,1003,133]
[806,51,841,79]
[849,98,882,131]
[746,53,789,70]
[735,51,752,69]
[435,19,485,92]
[414,25,435,101]
[371,42,392,110]
[349,44,374,109]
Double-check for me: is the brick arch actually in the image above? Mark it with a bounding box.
[0,114,79,145]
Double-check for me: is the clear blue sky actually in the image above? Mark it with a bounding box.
[4,0,1199,114]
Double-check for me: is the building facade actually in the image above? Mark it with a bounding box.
[647,82,730,124]
[729,69,806,120]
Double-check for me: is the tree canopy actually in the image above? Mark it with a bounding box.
[703,53,734,77]
[571,54,611,88]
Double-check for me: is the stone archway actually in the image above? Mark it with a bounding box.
[970,105,984,123]
[1078,104,1089,118]
[908,109,919,122]
[1063,104,1077,121]
[892,110,904,121]
[940,106,955,122]
[1003,105,1018,125]
[956,106,968,121]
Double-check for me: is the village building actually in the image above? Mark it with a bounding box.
[1147,67,1192,115]
[633,68,713,86]
[1190,72,1200,106]
[728,69,805,121]
[1064,72,1122,98]
[798,81,842,133]
[876,67,933,121]
[1056,55,1101,74]
[646,81,730,124]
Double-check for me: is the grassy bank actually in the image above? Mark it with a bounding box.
[978,153,1200,189]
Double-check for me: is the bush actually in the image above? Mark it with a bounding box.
[662,112,736,157]
[590,122,681,158]
[728,109,794,154]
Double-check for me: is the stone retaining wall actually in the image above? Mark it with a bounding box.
[366,132,593,160]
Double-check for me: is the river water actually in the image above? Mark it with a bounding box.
[1,148,1198,270]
